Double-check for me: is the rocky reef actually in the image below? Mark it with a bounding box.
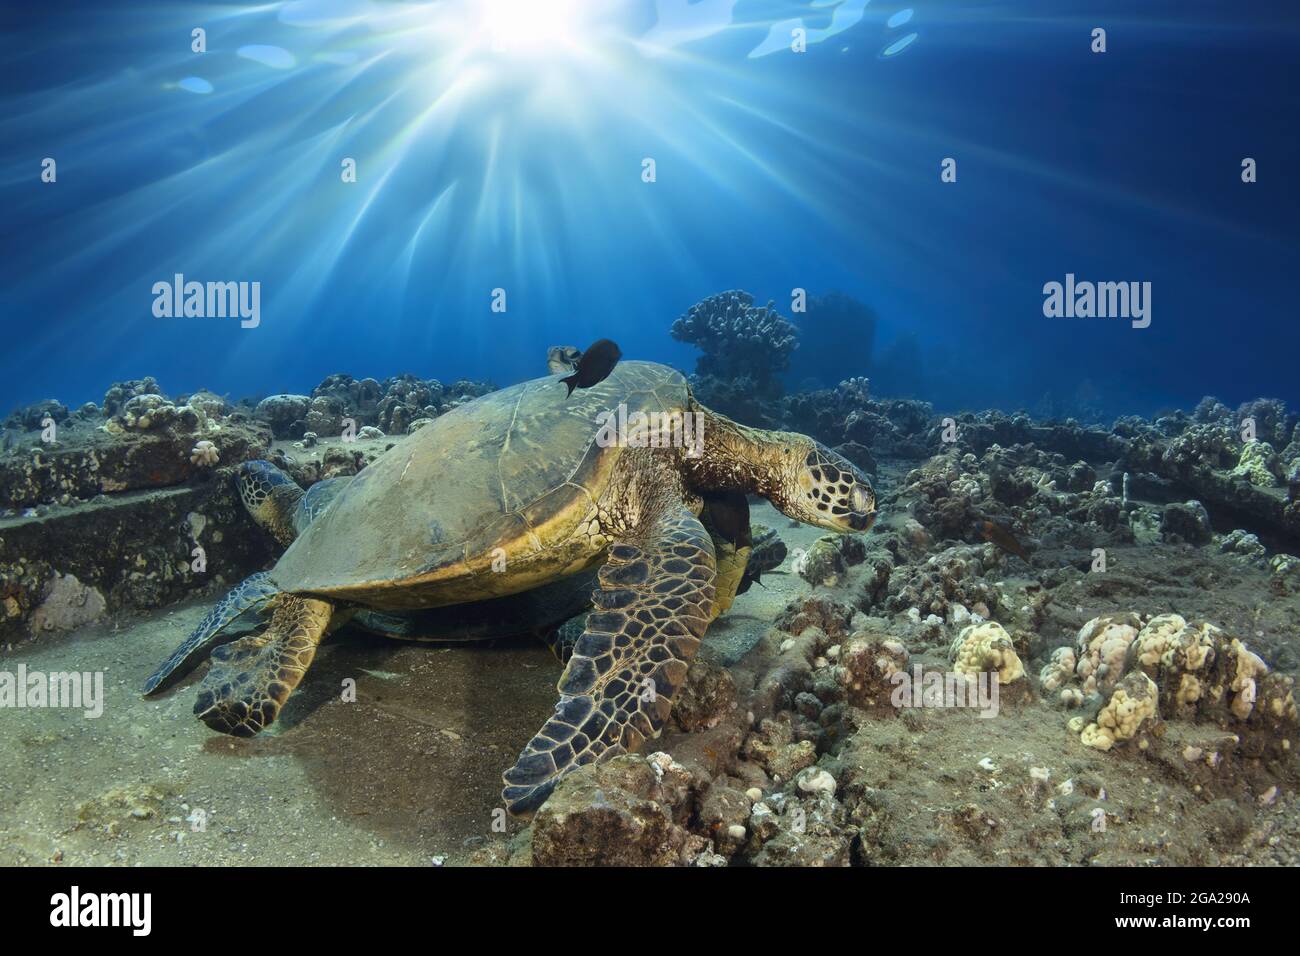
[471,578,1295,866]
[482,515,1299,867]
[475,377,1300,866]
[253,374,493,442]
[4,328,1299,868]
[0,371,492,644]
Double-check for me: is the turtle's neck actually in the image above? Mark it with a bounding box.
[680,406,790,499]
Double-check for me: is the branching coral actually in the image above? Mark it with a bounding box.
[189,440,219,467]
[671,290,798,398]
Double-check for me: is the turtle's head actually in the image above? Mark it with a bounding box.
[683,410,876,534]
[771,438,877,534]
[237,460,302,545]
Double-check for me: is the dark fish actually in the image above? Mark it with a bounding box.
[979,519,1029,562]
[702,490,751,549]
[559,338,622,396]
[738,524,787,594]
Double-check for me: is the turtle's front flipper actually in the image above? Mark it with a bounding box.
[293,475,351,532]
[710,541,752,620]
[194,594,334,736]
[503,504,716,814]
[700,490,751,620]
[142,572,279,694]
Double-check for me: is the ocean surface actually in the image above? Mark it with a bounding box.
[2,0,1298,417]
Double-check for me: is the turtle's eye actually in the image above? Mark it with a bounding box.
[851,484,873,514]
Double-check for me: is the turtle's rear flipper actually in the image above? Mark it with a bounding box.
[502,504,716,815]
[142,572,279,694]
[194,594,333,737]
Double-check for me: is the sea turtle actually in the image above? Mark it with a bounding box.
[166,344,769,661]
[144,360,876,813]
[547,344,583,375]
[226,459,600,654]
[200,458,764,659]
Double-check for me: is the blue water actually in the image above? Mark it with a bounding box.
[3,0,1298,418]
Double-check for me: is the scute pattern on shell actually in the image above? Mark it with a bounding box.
[268,361,692,604]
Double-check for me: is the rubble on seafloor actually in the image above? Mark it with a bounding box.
[4,292,1300,866]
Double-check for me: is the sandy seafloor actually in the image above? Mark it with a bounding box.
[3,491,1299,867]
[0,506,824,866]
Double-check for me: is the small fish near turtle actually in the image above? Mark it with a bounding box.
[701,490,752,550]
[737,526,788,594]
[144,360,878,814]
[558,338,622,397]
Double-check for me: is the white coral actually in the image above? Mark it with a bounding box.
[1226,639,1268,720]
[1080,672,1159,752]
[1132,613,1190,668]
[1039,646,1076,693]
[190,440,219,467]
[1074,614,1140,696]
[950,621,1024,684]
[1131,616,1221,710]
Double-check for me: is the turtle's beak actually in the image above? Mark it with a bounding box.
[848,509,876,532]
[792,442,878,534]
[846,482,876,532]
